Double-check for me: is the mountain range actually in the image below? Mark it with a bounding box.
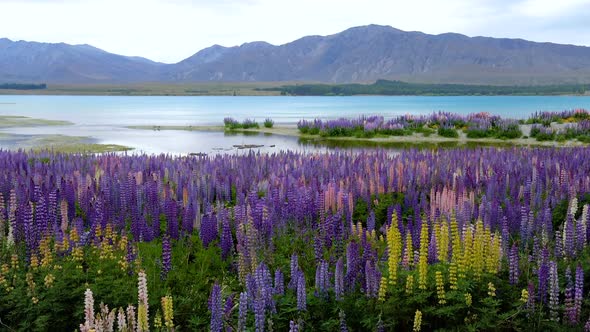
[2,24,590,85]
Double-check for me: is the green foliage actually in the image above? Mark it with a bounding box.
[466,129,493,139]
[465,124,522,140]
[0,235,231,331]
[438,127,459,138]
[264,118,274,128]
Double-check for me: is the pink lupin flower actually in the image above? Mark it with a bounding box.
[80,288,94,332]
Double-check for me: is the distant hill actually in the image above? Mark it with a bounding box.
[3,25,590,85]
[0,38,163,83]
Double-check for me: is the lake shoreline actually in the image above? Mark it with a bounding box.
[126,124,586,147]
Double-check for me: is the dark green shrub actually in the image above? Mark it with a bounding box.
[466,129,492,138]
[437,127,459,138]
[264,118,274,128]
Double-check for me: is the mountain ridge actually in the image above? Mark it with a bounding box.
[2,24,590,85]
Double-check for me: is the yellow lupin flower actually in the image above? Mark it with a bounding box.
[450,213,461,264]
[434,220,442,260]
[387,214,402,286]
[472,220,485,280]
[61,235,70,252]
[487,232,502,274]
[154,311,163,329]
[44,273,55,288]
[94,224,102,243]
[0,274,7,292]
[99,238,114,260]
[70,227,80,243]
[418,220,429,290]
[413,310,422,332]
[105,223,114,242]
[459,225,472,279]
[378,277,388,302]
[435,271,446,305]
[72,247,84,268]
[464,293,472,307]
[119,235,128,252]
[438,220,449,263]
[449,262,458,290]
[11,254,18,270]
[161,295,174,329]
[520,288,529,304]
[487,282,496,297]
[137,298,149,331]
[25,272,35,296]
[40,235,53,268]
[406,274,414,294]
[118,256,129,272]
[30,254,39,269]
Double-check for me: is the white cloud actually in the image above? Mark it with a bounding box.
[0,0,589,63]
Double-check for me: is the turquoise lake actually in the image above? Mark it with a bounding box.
[1,95,590,154]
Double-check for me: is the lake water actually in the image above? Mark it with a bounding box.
[1,95,590,154]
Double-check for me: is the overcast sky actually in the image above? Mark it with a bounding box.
[1,0,590,63]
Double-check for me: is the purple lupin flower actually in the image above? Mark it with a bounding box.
[315,259,330,297]
[509,244,519,285]
[200,213,219,248]
[165,198,179,239]
[548,261,560,322]
[209,282,223,332]
[364,260,378,298]
[255,263,275,314]
[564,266,575,324]
[181,202,195,235]
[288,253,299,290]
[527,282,536,313]
[23,201,36,261]
[367,210,375,232]
[274,269,284,296]
[574,265,584,324]
[237,292,248,332]
[161,234,171,280]
[289,320,301,332]
[345,241,360,291]
[335,257,344,300]
[220,215,233,260]
[538,259,549,304]
[35,195,49,238]
[245,274,257,310]
[339,309,349,332]
[313,235,323,263]
[296,271,306,311]
[254,295,265,332]
[126,242,136,275]
[224,294,234,318]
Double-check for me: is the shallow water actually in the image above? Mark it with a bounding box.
[1,95,589,153]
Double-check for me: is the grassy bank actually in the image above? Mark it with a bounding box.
[0,115,72,128]
[2,80,590,96]
[29,135,133,153]
[0,82,285,96]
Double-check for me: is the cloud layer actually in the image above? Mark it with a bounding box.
[1,0,589,63]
